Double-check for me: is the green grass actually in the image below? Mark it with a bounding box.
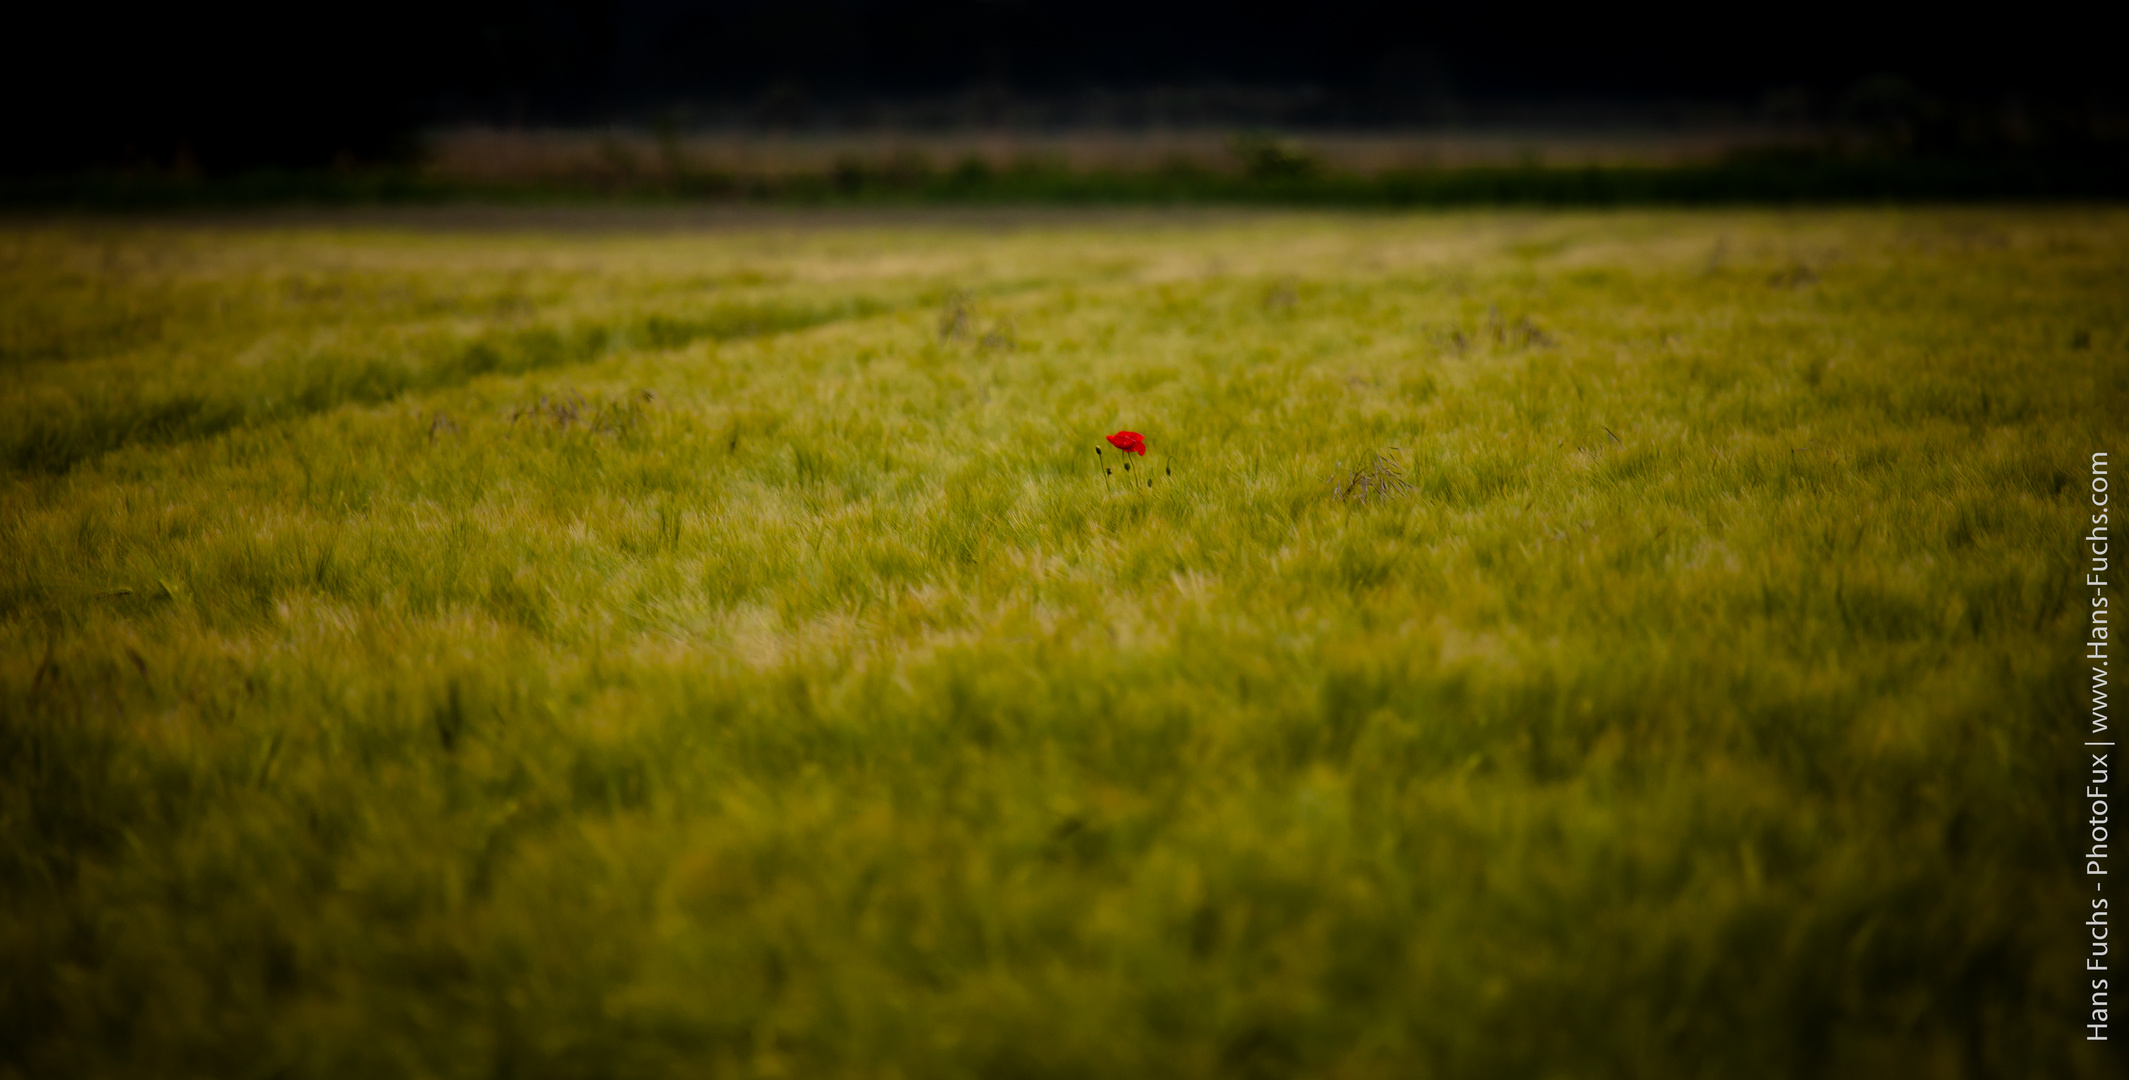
[1,208,2123,1078]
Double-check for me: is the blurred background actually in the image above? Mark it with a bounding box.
[5,1,2125,200]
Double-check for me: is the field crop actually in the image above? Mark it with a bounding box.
[1,207,2123,1078]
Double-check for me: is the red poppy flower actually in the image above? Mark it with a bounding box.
[1106,430,1147,456]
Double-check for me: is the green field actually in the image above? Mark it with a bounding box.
[2,208,2122,1078]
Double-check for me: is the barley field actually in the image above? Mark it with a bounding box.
[2,207,2122,1078]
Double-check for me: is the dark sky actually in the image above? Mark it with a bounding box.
[5,1,2122,173]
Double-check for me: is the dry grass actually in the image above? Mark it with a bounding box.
[423,126,1816,186]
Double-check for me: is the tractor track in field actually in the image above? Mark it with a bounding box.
[4,294,908,477]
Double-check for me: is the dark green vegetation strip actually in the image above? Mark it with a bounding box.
[7,151,2127,210]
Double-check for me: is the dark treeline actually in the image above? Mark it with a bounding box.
[9,151,2127,212]
[3,1,2125,178]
